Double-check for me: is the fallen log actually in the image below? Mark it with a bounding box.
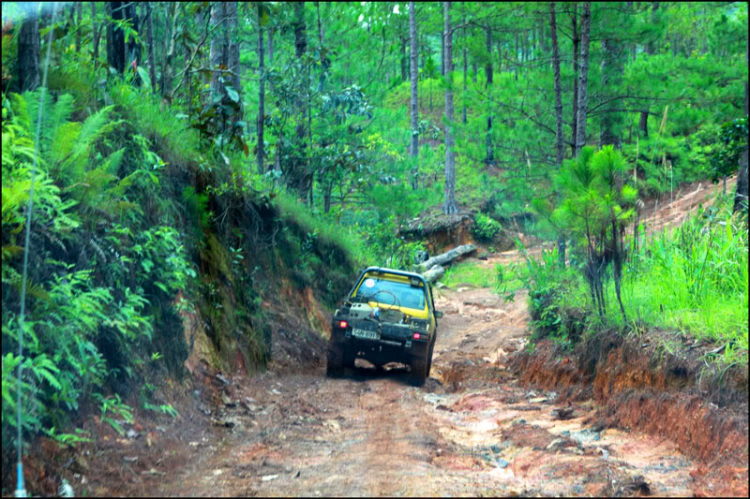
[422,265,446,283]
[416,244,476,273]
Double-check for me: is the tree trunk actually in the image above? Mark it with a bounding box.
[570,3,579,157]
[324,180,333,214]
[226,2,240,94]
[440,31,445,76]
[124,2,139,83]
[163,2,178,98]
[735,150,749,213]
[550,3,564,169]
[268,27,274,64]
[733,41,749,213]
[286,2,311,200]
[409,2,420,190]
[640,2,659,138]
[612,222,628,324]
[639,111,649,138]
[401,35,408,82]
[574,2,591,156]
[210,2,226,99]
[106,1,126,74]
[91,2,100,64]
[146,2,157,93]
[443,2,457,215]
[550,2,567,266]
[257,3,266,174]
[600,30,624,148]
[485,25,494,165]
[462,1,467,124]
[17,2,40,92]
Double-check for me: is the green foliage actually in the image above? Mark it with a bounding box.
[519,199,748,366]
[546,146,636,320]
[711,116,748,183]
[619,201,748,363]
[1,84,197,458]
[471,213,502,242]
[93,393,133,436]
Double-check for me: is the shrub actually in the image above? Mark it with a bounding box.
[472,213,502,242]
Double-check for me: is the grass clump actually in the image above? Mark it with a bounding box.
[443,261,495,288]
[616,201,748,363]
[515,196,748,366]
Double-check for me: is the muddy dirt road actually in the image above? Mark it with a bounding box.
[80,181,745,497]
[118,248,701,498]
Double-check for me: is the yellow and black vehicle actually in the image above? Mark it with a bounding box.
[326,266,443,386]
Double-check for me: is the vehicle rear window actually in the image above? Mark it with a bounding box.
[352,277,426,310]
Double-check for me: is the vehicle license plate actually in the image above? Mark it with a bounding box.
[352,328,379,340]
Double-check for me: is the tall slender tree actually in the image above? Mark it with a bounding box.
[17,2,40,92]
[91,2,100,64]
[162,2,179,98]
[550,2,564,169]
[574,2,591,156]
[443,2,457,214]
[146,2,157,94]
[485,25,494,165]
[409,2,420,190]
[734,42,749,213]
[106,2,126,74]
[257,3,266,174]
[569,3,579,156]
[462,1,467,125]
[639,2,660,138]
[550,2,566,265]
[285,1,311,200]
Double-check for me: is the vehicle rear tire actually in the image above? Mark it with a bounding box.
[343,349,356,369]
[426,342,435,378]
[409,354,428,387]
[326,341,346,378]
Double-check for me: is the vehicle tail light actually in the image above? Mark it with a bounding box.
[413,332,421,339]
[339,321,348,329]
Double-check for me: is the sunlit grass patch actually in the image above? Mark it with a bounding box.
[442,260,495,288]
[603,204,748,365]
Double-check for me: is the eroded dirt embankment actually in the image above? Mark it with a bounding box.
[511,335,748,497]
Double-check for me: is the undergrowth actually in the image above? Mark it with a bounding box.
[513,196,748,366]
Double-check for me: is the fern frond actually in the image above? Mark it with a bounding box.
[23,88,54,146]
[44,94,76,154]
[72,106,117,159]
[50,121,82,170]
[1,244,23,260]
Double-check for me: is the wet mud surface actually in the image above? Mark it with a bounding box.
[90,271,730,497]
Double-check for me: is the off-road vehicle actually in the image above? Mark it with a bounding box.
[326,267,442,386]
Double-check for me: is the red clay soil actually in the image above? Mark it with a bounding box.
[511,337,749,497]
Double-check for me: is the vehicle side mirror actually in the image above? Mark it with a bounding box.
[434,311,443,318]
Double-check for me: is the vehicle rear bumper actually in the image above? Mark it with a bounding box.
[336,333,429,365]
